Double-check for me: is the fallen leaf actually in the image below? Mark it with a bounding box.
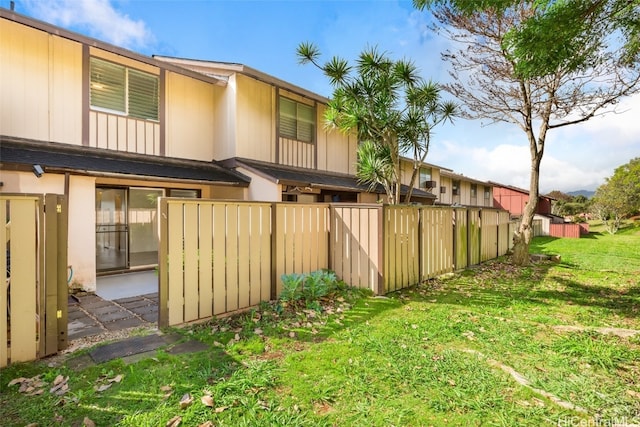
[201,395,214,407]
[234,333,241,341]
[214,406,229,413]
[53,375,65,387]
[95,383,112,392]
[160,385,173,392]
[25,423,38,427]
[179,393,193,409]
[166,415,181,427]
[8,377,27,386]
[109,374,123,383]
[254,328,263,335]
[83,417,96,427]
[289,332,296,338]
[198,422,214,427]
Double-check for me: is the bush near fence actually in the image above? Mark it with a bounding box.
[158,200,514,327]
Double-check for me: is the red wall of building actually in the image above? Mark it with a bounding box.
[493,186,552,216]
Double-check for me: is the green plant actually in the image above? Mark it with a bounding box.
[279,273,305,303]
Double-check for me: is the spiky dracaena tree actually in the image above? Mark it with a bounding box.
[297,43,456,204]
[414,1,640,265]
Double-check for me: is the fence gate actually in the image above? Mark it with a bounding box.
[1,194,68,367]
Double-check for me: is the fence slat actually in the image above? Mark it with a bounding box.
[226,204,239,312]
[9,198,39,363]
[213,204,227,315]
[167,201,185,326]
[183,203,199,322]
[238,205,251,308]
[198,204,213,319]
[1,201,8,367]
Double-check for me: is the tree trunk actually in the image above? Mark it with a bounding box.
[512,142,543,266]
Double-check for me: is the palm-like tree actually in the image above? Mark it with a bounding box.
[297,43,456,204]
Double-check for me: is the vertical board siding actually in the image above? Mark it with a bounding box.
[1,196,41,366]
[420,207,454,280]
[549,223,582,238]
[89,111,160,155]
[480,210,499,262]
[454,209,469,270]
[160,199,273,327]
[273,204,330,296]
[160,200,512,328]
[497,211,511,256]
[468,209,481,265]
[383,206,420,293]
[278,138,315,169]
[329,205,382,292]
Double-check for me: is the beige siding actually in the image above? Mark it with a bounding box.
[165,71,215,160]
[212,75,236,160]
[235,74,275,162]
[0,19,82,144]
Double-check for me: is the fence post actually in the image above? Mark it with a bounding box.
[56,195,68,351]
[158,198,169,328]
[270,203,278,300]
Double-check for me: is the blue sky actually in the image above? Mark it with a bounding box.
[8,0,640,193]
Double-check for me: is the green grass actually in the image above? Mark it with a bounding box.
[2,228,639,426]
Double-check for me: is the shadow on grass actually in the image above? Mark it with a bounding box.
[408,259,640,320]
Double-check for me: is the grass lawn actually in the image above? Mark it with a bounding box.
[1,223,639,426]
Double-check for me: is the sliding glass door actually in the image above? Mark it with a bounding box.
[129,188,163,268]
[96,188,128,271]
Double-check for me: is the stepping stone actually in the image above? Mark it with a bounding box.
[167,340,209,355]
[89,334,167,363]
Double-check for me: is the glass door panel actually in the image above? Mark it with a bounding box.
[96,188,128,271]
[129,188,164,267]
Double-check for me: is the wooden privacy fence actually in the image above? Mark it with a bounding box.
[159,199,514,327]
[1,194,68,368]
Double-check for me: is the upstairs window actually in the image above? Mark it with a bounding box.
[419,167,435,189]
[452,180,460,196]
[484,186,491,200]
[279,96,315,143]
[470,184,477,198]
[90,57,159,121]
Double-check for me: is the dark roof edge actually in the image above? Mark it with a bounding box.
[0,135,251,186]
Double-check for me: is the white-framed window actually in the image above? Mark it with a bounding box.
[452,180,460,196]
[279,96,315,143]
[484,186,491,200]
[90,57,159,121]
[471,184,477,198]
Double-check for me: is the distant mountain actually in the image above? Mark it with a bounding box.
[567,190,595,198]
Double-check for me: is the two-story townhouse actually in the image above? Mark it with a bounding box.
[399,159,493,207]
[153,56,437,205]
[0,11,251,291]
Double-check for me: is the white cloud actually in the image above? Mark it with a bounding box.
[22,0,153,50]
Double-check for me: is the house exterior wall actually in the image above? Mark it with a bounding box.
[493,186,552,216]
[1,18,83,145]
[235,167,282,202]
[235,74,276,163]
[165,71,216,160]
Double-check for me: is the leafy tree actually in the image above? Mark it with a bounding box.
[592,158,640,233]
[296,43,456,204]
[414,1,640,265]
[414,0,640,78]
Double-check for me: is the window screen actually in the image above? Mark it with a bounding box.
[90,57,159,121]
[279,96,315,143]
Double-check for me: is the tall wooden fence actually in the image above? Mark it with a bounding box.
[1,194,68,368]
[159,200,513,327]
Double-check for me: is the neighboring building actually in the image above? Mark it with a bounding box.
[400,159,494,207]
[491,182,554,217]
